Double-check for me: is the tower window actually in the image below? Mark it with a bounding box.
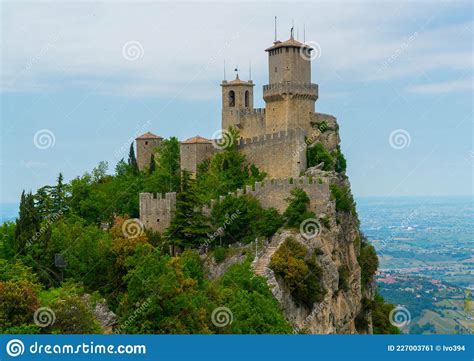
[275,67,277,73]
[245,90,249,107]
[145,141,148,145]
[228,90,235,107]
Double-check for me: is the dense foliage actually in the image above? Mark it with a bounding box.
[283,188,315,228]
[270,237,325,308]
[210,195,283,245]
[0,132,394,335]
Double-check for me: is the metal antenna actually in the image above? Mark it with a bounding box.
[291,19,294,39]
[223,60,226,80]
[304,24,306,43]
[274,16,277,41]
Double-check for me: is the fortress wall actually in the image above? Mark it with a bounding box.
[237,109,266,138]
[140,177,331,233]
[139,192,176,233]
[204,176,331,215]
[237,128,307,179]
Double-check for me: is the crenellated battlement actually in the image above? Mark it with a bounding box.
[139,192,176,233]
[203,176,330,215]
[139,176,332,232]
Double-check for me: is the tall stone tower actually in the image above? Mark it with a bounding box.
[221,74,255,131]
[263,35,318,135]
[136,132,162,171]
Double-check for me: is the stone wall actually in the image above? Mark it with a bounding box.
[139,192,176,233]
[140,176,332,234]
[237,108,266,138]
[136,138,161,171]
[205,176,331,215]
[180,142,217,175]
[237,128,307,179]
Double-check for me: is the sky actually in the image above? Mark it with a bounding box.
[1,0,473,205]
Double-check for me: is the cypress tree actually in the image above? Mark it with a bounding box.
[128,143,139,174]
[165,171,210,253]
[149,154,156,174]
[14,190,40,252]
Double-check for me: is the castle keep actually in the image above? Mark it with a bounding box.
[138,33,340,232]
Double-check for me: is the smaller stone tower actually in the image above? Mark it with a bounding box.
[136,132,163,171]
[180,136,216,176]
[221,74,255,131]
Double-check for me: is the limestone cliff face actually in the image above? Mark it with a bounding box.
[251,117,371,334]
[252,184,366,334]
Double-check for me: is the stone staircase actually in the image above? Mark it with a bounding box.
[252,230,291,276]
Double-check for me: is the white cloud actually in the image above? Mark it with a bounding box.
[1,1,472,98]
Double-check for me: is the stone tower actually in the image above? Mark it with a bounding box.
[221,74,255,131]
[136,132,162,171]
[263,35,318,135]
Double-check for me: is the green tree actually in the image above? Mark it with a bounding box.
[166,171,210,252]
[0,280,40,333]
[195,128,265,201]
[14,191,40,253]
[128,143,139,174]
[358,239,379,288]
[144,137,181,193]
[118,246,213,334]
[0,222,16,260]
[149,154,156,174]
[216,262,292,334]
[307,143,333,170]
[283,188,315,228]
[270,237,325,308]
[210,195,282,245]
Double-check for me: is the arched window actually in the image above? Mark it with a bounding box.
[228,90,235,107]
[245,90,249,107]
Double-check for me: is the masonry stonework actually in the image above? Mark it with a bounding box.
[138,33,340,233]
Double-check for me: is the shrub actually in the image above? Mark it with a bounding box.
[332,146,347,173]
[338,265,350,292]
[0,280,40,333]
[320,216,331,230]
[283,188,315,228]
[307,143,333,170]
[211,195,282,245]
[358,240,379,287]
[330,183,355,214]
[213,246,228,263]
[270,237,325,308]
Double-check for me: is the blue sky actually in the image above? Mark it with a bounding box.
[1,1,473,204]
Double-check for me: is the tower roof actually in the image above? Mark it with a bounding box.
[182,135,212,144]
[136,132,163,140]
[221,74,254,86]
[265,38,313,52]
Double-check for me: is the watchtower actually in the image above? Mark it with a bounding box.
[136,132,162,171]
[263,33,318,134]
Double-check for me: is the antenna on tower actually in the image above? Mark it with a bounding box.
[234,65,239,79]
[290,19,294,39]
[223,60,226,80]
[274,16,277,41]
[303,24,306,43]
